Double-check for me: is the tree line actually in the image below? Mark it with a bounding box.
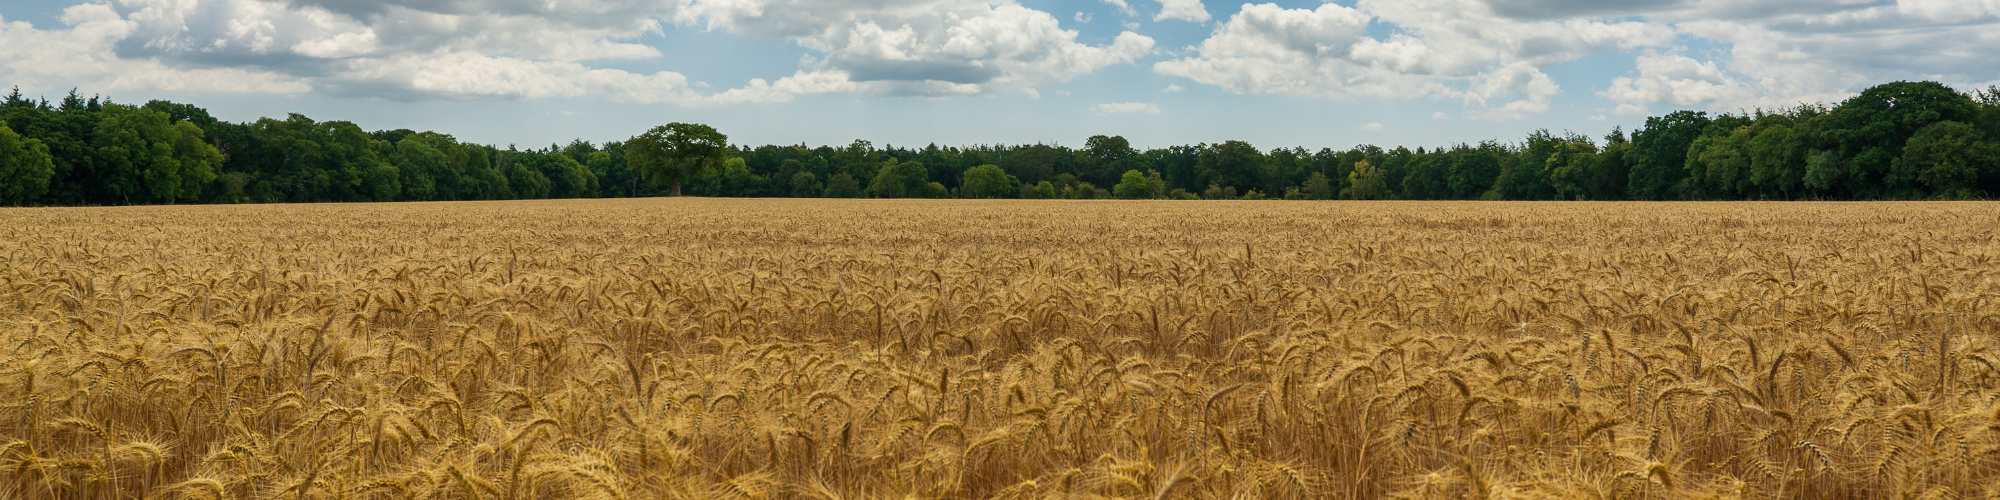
[3,80,1999,206]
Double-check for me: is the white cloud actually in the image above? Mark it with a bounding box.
[109,0,665,64]
[1894,0,2000,21]
[1154,1,1672,120]
[0,0,696,102]
[1103,0,1138,17]
[1152,0,2000,119]
[333,50,703,102]
[678,0,1156,98]
[1092,102,1162,114]
[1153,4,1392,97]
[0,8,309,95]
[1456,62,1560,121]
[1557,0,1999,113]
[3,0,1155,105]
[1155,0,1211,23]
[1664,10,2000,108]
[708,70,860,104]
[1600,53,1755,115]
[1163,84,1184,92]
[15,0,1997,115]
[1432,111,1450,119]
[1360,122,1385,131]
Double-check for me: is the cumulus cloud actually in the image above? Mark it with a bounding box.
[674,0,1153,97]
[1152,4,1391,97]
[1589,0,2000,112]
[1894,0,2000,21]
[13,0,1995,115]
[3,0,1154,104]
[1153,0,2000,119]
[1360,122,1385,131]
[1657,3,2000,109]
[1456,62,1561,121]
[324,51,703,102]
[108,0,665,66]
[707,70,866,104]
[1102,0,1138,17]
[1154,1,1669,120]
[0,8,309,95]
[1155,0,1211,23]
[1092,102,1161,114]
[0,0,705,102]
[1600,53,1755,116]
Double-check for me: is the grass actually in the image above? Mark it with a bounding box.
[1,198,1997,499]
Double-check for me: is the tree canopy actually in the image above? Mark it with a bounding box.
[0,121,54,205]
[627,122,728,197]
[4,80,1999,206]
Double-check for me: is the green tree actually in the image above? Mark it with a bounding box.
[1744,119,1808,199]
[7,90,110,204]
[1493,130,1564,200]
[915,182,948,198]
[1629,111,1711,200]
[1067,182,1102,199]
[1302,171,1333,199]
[1548,141,1600,200]
[1028,181,1058,199]
[1077,135,1138,187]
[790,171,822,198]
[1592,133,1634,201]
[830,140,879,180]
[91,104,221,204]
[719,157,765,197]
[1898,121,2000,198]
[502,153,551,199]
[229,114,397,203]
[539,152,598,199]
[1400,153,1451,200]
[868,159,931,198]
[1816,81,1980,198]
[627,123,728,196]
[391,138,449,200]
[823,173,862,198]
[1197,140,1267,193]
[1005,144,1062,185]
[1685,131,1746,199]
[1112,169,1156,199]
[1341,160,1389,200]
[1439,143,1499,199]
[867,161,903,197]
[960,164,1019,199]
[0,122,55,205]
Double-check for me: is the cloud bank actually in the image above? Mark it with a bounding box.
[2,0,1153,104]
[1153,0,2000,120]
[2,0,1995,121]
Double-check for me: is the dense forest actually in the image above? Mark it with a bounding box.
[3,80,1998,206]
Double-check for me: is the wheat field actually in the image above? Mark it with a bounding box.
[2,199,1998,499]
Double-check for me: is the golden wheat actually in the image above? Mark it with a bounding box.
[1,199,1997,499]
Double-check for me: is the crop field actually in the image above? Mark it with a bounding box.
[2,199,1999,499]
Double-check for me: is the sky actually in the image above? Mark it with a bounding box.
[2,0,1998,151]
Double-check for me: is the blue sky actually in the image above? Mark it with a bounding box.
[3,0,1997,151]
